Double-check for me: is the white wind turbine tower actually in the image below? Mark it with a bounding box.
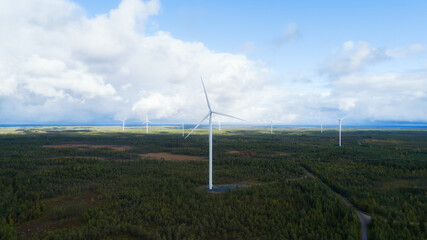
[121,119,126,131]
[315,115,323,133]
[218,120,221,131]
[270,120,273,135]
[338,115,350,147]
[144,114,151,134]
[182,121,184,137]
[320,120,323,133]
[185,78,244,190]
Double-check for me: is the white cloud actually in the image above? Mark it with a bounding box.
[319,41,427,123]
[343,41,354,51]
[386,43,427,58]
[338,97,357,112]
[13,55,116,99]
[0,76,17,97]
[322,41,387,76]
[0,0,426,125]
[409,44,426,52]
[0,0,284,124]
[329,72,427,122]
[121,83,132,90]
[132,92,184,119]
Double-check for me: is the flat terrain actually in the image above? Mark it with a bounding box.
[139,152,206,161]
[0,126,426,239]
[43,144,133,151]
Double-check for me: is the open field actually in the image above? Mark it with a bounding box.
[139,152,207,161]
[0,126,426,239]
[42,144,134,151]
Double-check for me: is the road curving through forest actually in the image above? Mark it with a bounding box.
[301,167,371,240]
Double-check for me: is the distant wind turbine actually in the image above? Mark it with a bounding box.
[320,120,323,133]
[338,115,350,146]
[182,121,184,137]
[121,119,126,131]
[315,115,323,134]
[185,77,244,190]
[270,120,273,135]
[218,120,221,131]
[144,114,151,134]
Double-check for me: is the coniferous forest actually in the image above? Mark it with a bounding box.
[0,127,426,239]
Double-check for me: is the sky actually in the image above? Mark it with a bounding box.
[0,0,426,125]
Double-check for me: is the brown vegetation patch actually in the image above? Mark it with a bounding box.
[17,217,68,238]
[17,191,102,238]
[48,191,100,207]
[139,152,206,161]
[45,156,106,160]
[225,150,256,156]
[377,179,416,190]
[42,144,133,151]
[226,150,240,155]
[273,152,291,156]
[363,139,402,144]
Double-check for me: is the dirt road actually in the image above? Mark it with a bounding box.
[302,167,371,240]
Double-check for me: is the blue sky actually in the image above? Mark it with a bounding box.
[75,0,427,73]
[1,0,426,125]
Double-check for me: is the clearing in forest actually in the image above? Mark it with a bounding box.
[139,152,206,161]
[42,144,133,151]
[16,191,101,238]
[225,150,256,156]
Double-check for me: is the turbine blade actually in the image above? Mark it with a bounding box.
[341,114,351,121]
[212,111,245,122]
[185,113,210,139]
[201,77,211,111]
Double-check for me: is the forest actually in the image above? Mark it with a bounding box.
[0,126,426,239]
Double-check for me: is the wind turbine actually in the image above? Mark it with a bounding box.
[121,119,126,131]
[144,114,151,134]
[182,121,184,137]
[185,77,244,190]
[320,120,323,133]
[270,120,273,135]
[315,115,323,133]
[218,120,221,131]
[338,115,350,146]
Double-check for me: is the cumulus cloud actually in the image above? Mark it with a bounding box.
[319,41,427,123]
[327,71,427,122]
[0,0,284,124]
[21,55,116,99]
[132,92,185,120]
[322,41,387,76]
[0,0,426,125]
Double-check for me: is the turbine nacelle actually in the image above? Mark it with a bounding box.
[185,78,244,139]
